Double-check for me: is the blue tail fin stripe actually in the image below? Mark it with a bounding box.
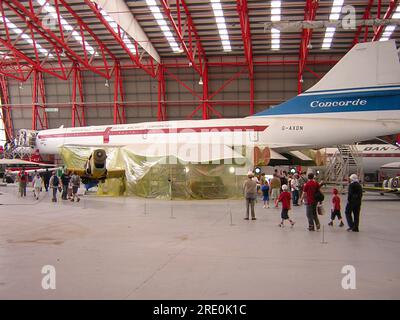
[254,89,400,117]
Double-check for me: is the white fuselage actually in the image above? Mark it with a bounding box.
[36,115,400,155]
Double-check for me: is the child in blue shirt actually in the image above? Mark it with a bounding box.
[261,180,270,208]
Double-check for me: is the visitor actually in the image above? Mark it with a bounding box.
[70,172,81,202]
[269,173,281,208]
[345,174,363,232]
[280,171,288,191]
[298,171,307,200]
[300,172,321,231]
[18,170,27,197]
[276,185,295,228]
[261,180,270,209]
[61,171,71,200]
[43,168,51,192]
[32,173,42,200]
[49,171,60,202]
[291,173,300,206]
[328,188,344,227]
[243,171,257,220]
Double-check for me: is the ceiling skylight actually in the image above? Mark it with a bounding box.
[270,1,281,50]
[37,0,96,56]
[146,0,181,53]
[322,0,344,49]
[0,14,54,58]
[210,0,232,52]
[379,5,399,41]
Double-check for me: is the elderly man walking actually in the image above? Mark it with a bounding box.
[345,174,363,232]
[243,171,258,220]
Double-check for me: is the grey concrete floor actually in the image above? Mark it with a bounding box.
[0,184,399,299]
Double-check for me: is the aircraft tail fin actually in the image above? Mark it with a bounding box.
[307,40,400,93]
[253,40,400,119]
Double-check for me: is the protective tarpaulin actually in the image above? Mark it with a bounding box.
[60,145,251,200]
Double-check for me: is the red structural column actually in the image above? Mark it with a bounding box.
[31,69,48,130]
[237,0,254,115]
[352,0,374,46]
[157,65,167,121]
[113,63,126,125]
[298,0,319,94]
[202,64,209,120]
[0,75,14,141]
[71,64,86,127]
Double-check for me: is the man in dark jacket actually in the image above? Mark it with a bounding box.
[42,168,51,192]
[345,174,363,232]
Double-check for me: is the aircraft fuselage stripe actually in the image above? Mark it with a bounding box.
[38,125,269,139]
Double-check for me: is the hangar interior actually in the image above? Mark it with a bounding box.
[0,0,400,300]
[1,0,399,197]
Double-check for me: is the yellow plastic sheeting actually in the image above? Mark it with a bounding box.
[60,146,250,199]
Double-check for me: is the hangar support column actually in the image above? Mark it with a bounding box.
[31,69,48,131]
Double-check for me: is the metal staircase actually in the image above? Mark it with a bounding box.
[324,145,364,186]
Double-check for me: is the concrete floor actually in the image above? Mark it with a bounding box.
[0,184,399,299]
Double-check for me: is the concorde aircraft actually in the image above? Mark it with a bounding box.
[34,40,400,162]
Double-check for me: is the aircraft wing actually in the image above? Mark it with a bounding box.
[65,168,86,176]
[0,158,56,167]
[106,169,125,179]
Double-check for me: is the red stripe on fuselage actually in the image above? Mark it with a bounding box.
[362,153,400,158]
[38,125,269,140]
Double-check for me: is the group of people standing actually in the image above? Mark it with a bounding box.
[243,170,363,232]
[16,168,81,203]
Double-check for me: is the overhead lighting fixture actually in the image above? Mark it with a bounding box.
[145,0,181,53]
[380,25,396,42]
[329,0,344,21]
[270,1,281,50]
[198,77,203,85]
[0,51,10,60]
[321,0,344,50]
[19,82,23,90]
[0,14,54,58]
[105,79,109,87]
[210,0,232,52]
[37,0,96,56]
[379,5,399,41]
[393,5,400,19]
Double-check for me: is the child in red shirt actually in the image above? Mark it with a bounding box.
[276,185,295,228]
[328,188,344,227]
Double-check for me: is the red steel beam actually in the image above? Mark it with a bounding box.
[113,63,126,125]
[31,69,48,130]
[157,65,167,121]
[0,75,14,141]
[352,0,375,46]
[71,63,86,127]
[298,0,319,94]
[4,0,115,79]
[372,0,399,41]
[84,0,158,78]
[0,0,70,81]
[236,0,254,115]
[236,0,253,78]
[159,0,207,76]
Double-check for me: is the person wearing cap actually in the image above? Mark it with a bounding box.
[243,171,257,220]
[276,184,295,228]
[345,174,363,232]
[328,188,344,227]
